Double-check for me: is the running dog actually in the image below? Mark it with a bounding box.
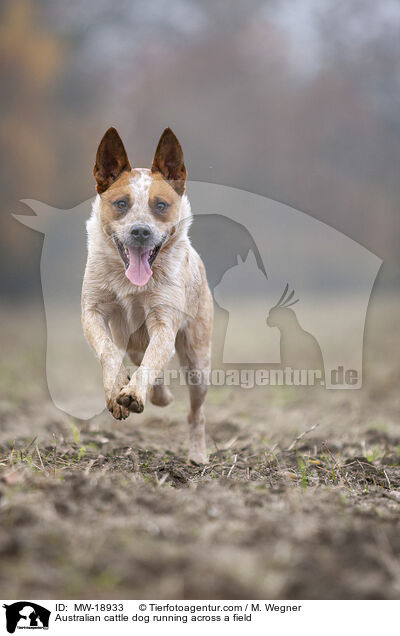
[81,127,213,463]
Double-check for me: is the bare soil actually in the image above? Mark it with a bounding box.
[0,298,399,599]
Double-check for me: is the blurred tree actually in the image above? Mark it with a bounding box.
[1,0,399,296]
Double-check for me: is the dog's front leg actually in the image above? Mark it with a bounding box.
[116,324,176,414]
[82,308,130,420]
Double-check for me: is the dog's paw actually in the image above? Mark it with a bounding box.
[104,366,131,420]
[106,398,130,420]
[149,384,174,407]
[116,387,144,413]
[187,451,208,466]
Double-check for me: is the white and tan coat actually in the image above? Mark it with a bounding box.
[81,128,213,463]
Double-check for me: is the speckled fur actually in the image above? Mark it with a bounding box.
[82,129,213,463]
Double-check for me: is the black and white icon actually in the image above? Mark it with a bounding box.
[3,602,51,634]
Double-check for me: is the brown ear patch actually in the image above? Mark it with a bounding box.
[94,127,131,194]
[151,128,187,196]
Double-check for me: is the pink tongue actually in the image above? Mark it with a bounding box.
[125,247,153,286]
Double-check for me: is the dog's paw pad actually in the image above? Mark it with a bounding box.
[116,390,144,413]
[107,400,130,420]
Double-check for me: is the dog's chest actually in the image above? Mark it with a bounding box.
[117,294,148,334]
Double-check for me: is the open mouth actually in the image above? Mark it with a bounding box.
[148,242,162,267]
[113,235,164,287]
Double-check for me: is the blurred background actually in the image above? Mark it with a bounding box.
[1,0,399,300]
[1,0,400,602]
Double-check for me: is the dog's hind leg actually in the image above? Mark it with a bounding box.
[187,380,209,464]
[176,328,211,465]
[128,340,174,407]
[149,377,174,407]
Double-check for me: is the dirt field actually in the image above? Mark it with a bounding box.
[0,297,399,599]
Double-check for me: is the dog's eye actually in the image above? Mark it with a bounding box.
[114,199,128,211]
[155,201,168,213]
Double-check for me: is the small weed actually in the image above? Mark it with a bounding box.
[24,454,35,470]
[366,446,384,463]
[72,421,81,445]
[297,456,308,490]
[77,446,86,461]
[70,421,86,462]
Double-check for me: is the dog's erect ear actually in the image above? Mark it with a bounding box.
[151,128,187,195]
[94,127,131,194]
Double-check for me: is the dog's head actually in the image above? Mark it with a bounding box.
[93,126,189,286]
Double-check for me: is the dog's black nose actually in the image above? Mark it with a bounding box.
[130,224,152,244]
